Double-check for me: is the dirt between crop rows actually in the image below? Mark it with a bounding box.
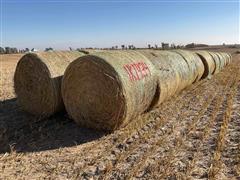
[0,50,240,179]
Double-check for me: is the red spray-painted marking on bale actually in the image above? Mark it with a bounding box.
[124,62,151,81]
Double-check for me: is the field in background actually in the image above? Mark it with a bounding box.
[0,47,240,179]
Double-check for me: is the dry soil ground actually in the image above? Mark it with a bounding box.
[0,49,240,179]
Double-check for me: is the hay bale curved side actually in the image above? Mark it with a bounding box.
[208,52,221,74]
[219,52,228,67]
[215,52,225,70]
[221,52,230,65]
[138,50,192,106]
[226,53,231,64]
[14,51,85,117]
[172,50,205,82]
[62,51,157,131]
[195,50,216,78]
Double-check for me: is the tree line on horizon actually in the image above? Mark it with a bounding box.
[4,43,239,54]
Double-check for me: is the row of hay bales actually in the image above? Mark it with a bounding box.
[14,50,232,131]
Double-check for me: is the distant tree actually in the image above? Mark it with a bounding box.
[115,45,118,49]
[185,43,195,48]
[171,43,176,49]
[45,47,53,51]
[69,47,73,51]
[155,44,158,49]
[0,47,5,54]
[161,43,169,50]
[25,48,30,52]
[12,48,18,53]
[121,45,125,50]
[5,47,11,54]
[148,44,151,49]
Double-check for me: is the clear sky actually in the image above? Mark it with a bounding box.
[1,0,239,50]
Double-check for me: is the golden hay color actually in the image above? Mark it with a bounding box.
[14,51,85,117]
[208,52,222,74]
[220,52,230,65]
[138,50,193,106]
[215,52,226,70]
[172,49,205,82]
[62,51,157,131]
[195,50,216,78]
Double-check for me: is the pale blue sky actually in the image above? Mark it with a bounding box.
[1,0,239,50]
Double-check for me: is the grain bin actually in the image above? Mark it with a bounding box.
[208,52,221,74]
[195,51,216,78]
[62,51,157,131]
[172,50,205,82]
[137,50,191,106]
[14,51,85,117]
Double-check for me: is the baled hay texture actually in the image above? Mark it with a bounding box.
[226,53,231,64]
[77,49,105,55]
[195,50,216,78]
[215,52,225,70]
[172,50,205,82]
[218,52,227,66]
[62,51,157,131]
[221,52,230,65]
[208,52,221,74]
[138,50,190,106]
[14,51,85,117]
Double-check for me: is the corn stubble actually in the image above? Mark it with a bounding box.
[0,52,239,179]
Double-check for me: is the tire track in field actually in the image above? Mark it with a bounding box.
[103,62,235,179]
[79,73,222,178]
[125,68,234,180]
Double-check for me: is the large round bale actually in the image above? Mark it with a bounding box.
[208,52,221,74]
[225,53,231,64]
[137,50,191,106]
[172,50,205,82]
[62,51,157,131]
[221,52,230,65]
[195,51,216,78]
[218,52,227,67]
[215,52,225,70]
[14,51,85,117]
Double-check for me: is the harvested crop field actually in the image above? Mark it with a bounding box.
[0,49,240,179]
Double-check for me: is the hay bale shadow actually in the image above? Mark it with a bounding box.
[0,98,106,153]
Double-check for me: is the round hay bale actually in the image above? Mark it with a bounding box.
[219,52,227,66]
[172,50,205,82]
[195,50,216,78]
[226,53,231,64]
[208,52,221,74]
[215,52,225,70]
[14,51,85,117]
[62,51,157,131]
[223,53,229,65]
[137,50,191,106]
[221,52,230,65]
